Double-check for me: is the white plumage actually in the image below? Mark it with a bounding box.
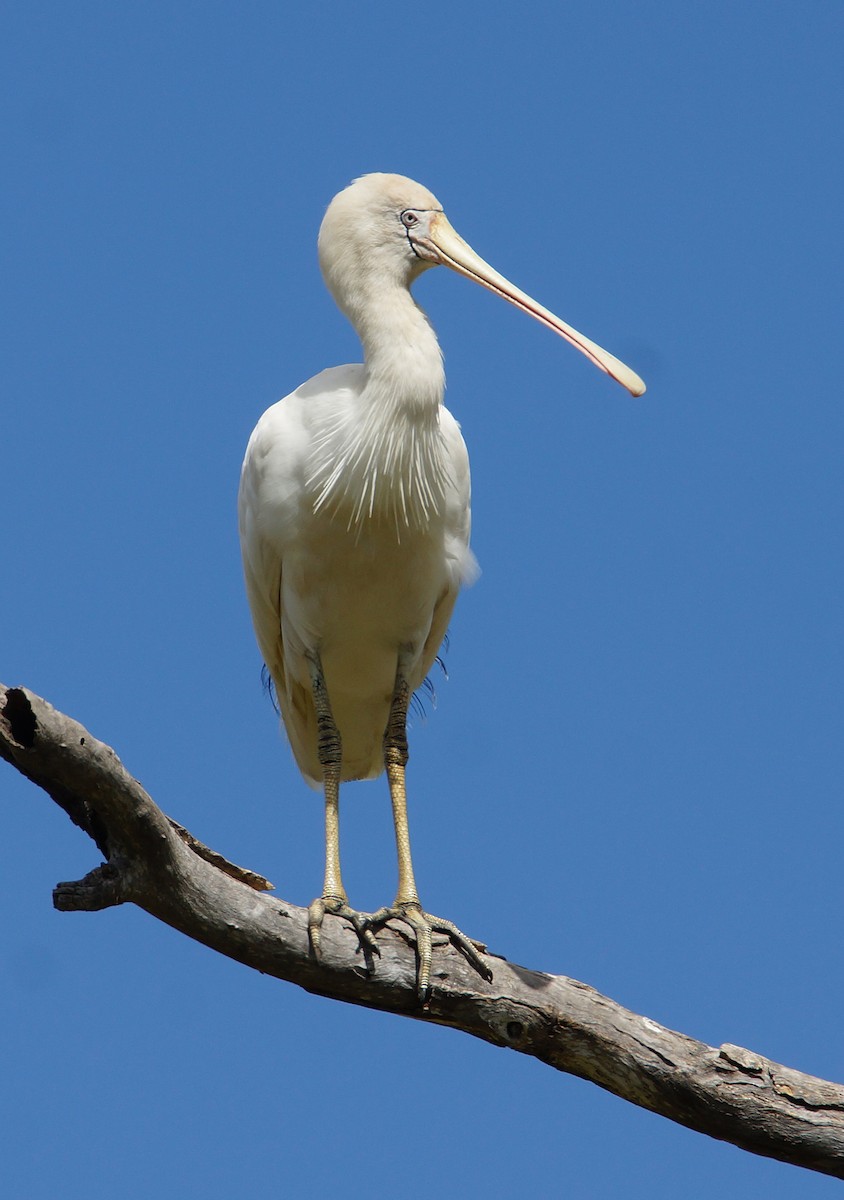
[239,363,473,783]
[238,173,644,997]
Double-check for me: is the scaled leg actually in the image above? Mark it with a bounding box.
[369,667,492,1000]
[305,651,377,960]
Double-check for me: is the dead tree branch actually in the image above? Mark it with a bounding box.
[3,681,843,1179]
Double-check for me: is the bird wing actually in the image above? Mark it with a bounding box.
[414,404,478,686]
[238,386,312,778]
[238,368,366,783]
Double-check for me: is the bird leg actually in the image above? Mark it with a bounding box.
[368,668,492,1001]
[305,652,377,961]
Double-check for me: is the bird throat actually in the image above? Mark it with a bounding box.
[307,374,449,536]
[306,285,451,535]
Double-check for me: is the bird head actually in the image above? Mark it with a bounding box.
[318,173,443,298]
[318,173,645,397]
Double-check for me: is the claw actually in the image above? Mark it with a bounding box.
[368,902,492,1002]
[400,904,434,999]
[308,896,380,962]
[307,896,328,958]
[306,896,490,1001]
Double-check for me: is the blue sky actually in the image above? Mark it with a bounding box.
[3,2,843,1196]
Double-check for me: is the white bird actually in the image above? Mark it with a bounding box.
[238,173,644,999]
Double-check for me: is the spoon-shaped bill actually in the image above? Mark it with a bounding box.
[421,215,646,398]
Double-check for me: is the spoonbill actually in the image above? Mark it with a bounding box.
[238,173,644,999]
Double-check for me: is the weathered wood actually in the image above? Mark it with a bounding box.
[3,681,843,1178]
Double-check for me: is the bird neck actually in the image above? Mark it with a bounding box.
[356,283,445,418]
[308,285,449,533]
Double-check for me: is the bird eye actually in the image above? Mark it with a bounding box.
[401,210,419,228]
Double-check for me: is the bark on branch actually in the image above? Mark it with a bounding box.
[3,681,843,1179]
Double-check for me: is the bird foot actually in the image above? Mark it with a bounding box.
[307,896,492,1002]
[308,895,380,963]
[367,901,492,1002]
